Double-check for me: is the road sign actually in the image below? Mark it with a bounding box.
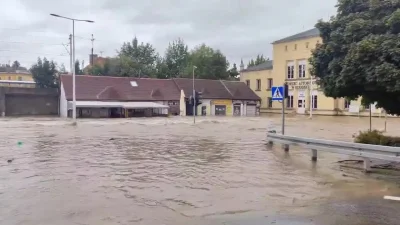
[271,86,284,101]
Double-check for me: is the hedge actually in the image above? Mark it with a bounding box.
[354,130,400,147]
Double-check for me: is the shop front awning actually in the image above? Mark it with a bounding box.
[68,101,169,109]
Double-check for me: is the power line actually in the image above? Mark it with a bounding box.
[0,49,68,57]
[0,40,64,46]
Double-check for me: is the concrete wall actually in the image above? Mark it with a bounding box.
[0,87,59,116]
[60,83,68,117]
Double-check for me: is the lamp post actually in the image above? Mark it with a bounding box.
[192,65,197,124]
[50,14,94,123]
[309,75,314,119]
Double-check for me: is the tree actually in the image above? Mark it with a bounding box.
[74,60,84,75]
[164,38,189,78]
[12,60,20,70]
[309,0,400,115]
[30,57,58,88]
[118,36,159,77]
[247,54,268,68]
[183,44,229,80]
[228,63,240,79]
[59,63,66,73]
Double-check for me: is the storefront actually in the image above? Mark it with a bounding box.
[68,101,169,118]
[211,99,232,116]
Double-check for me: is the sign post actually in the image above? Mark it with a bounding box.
[272,86,285,135]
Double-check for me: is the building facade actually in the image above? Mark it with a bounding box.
[240,28,380,117]
[173,78,261,117]
[0,70,35,88]
[59,75,261,118]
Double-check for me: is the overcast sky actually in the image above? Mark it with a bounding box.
[0,0,337,71]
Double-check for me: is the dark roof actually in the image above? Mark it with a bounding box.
[242,60,273,72]
[173,78,260,101]
[60,75,261,101]
[173,78,232,99]
[221,81,261,100]
[60,75,181,101]
[273,28,320,44]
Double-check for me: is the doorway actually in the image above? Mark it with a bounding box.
[215,105,226,116]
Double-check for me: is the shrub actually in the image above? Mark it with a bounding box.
[354,130,400,147]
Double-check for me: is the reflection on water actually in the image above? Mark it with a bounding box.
[0,116,399,225]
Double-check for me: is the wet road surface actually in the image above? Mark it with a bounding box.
[0,116,399,225]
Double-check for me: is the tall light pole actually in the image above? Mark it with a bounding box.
[309,75,314,119]
[192,65,197,124]
[50,14,94,123]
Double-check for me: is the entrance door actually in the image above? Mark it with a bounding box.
[297,91,306,114]
[215,105,226,116]
[233,105,241,116]
[246,104,256,116]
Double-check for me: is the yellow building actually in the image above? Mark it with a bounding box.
[240,28,380,117]
[0,71,35,88]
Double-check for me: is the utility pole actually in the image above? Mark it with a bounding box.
[193,66,197,124]
[91,34,95,66]
[69,34,72,74]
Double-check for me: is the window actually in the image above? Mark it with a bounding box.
[268,97,273,108]
[287,95,294,108]
[344,99,350,109]
[256,79,261,91]
[246,80,250,87]
[267,78,273,90]
[298,61,306,78]
[287,62,294,79]
[294,44,297,50]
[8,76,11,80]
[18,76,22,81]
[285,45,288,51]
[312,95,318,109]
[306,42,309,48]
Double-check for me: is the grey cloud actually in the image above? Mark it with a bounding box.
[0,0,337,70]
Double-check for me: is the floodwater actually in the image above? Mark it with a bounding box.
[0,115,399,225]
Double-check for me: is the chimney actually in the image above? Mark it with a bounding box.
[89,54,98,66]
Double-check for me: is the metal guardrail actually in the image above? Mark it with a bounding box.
[266,132,400,172]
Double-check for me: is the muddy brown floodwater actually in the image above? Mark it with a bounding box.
[0,115,400,225]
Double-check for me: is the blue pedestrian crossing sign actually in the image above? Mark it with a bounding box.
[271,86,284,101]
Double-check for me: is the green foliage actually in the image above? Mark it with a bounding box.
[118,36,158,77]
[247,54,268,68]
[228,63,240,79]
[181,44,229,80]
[309,0,400,115]
[12,60,20,70]
[74,60,84,75]
[86,58,121,76]
[30,57,58,88]
[164,38,189,78]
[59,63,66,73]
[355,130,400,147]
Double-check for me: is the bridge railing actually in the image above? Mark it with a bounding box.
[266,132,400,172]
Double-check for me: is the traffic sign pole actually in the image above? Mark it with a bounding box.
[282,86,285,135]
[271,86,285,135]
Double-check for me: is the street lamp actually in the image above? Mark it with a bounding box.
[50,14,94,123]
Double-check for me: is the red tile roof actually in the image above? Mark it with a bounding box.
[60,75,181,101]
[60,75,260,101]
[173,78,260,100]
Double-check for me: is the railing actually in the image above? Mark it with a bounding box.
[266,132,400,172]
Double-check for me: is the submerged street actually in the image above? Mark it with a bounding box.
[0,116,399,225]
